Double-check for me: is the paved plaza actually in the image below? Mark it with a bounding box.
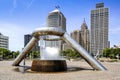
[0,60,120,80]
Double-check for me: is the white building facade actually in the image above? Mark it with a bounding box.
[0,33,9,49]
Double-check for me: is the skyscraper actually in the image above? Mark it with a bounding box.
[70,19,90,52]
[24,34,39,52]
[46,9,66,50]
[90,3,109,55]
[47,9,66,31]
[0,33,9,49]
[70,30,81,44]
[63,30,81,51]
[80,20,90,52]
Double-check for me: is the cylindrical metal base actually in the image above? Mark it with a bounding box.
[31,60,67,72]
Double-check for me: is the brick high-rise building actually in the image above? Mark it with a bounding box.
[70,30,81,44]
[80,20,90,52]
[70,20,90,52]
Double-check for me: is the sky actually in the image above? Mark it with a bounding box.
[0,0,120,51]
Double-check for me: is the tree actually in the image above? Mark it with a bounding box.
[0,48,11,59]
[30,51,40,58]
[103,48,120,59]
[61,49,80,59]
[12,51,19,58]
[103,48,111,58]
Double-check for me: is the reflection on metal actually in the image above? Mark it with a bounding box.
[43,37,62,41]
[12,27,107,71]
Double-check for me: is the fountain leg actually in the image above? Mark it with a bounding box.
[62,32,107,71]
[12,37,39,66]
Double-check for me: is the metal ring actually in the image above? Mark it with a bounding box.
[32,27,65,37]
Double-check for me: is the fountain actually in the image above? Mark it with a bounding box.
[12,27,107,72]
[31,36,67,72]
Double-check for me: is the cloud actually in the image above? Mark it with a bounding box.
[26,0,35,9]
[10,0,17,15]
[0,21,33,51]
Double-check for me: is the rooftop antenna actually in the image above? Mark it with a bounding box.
[55,5,60,10]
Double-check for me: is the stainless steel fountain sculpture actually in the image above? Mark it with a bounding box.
[12,27,107,71]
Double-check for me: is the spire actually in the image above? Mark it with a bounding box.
[81,18,88,30]
[83,18,86,23]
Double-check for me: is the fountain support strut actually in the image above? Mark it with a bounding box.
[12,27,107,71]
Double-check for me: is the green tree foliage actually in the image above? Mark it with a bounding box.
[0,48,11,59]
[0,48,21,60]
[103,48,120,59]
[0,47,40,60]
[30,51,40,58]
[12,51,19,58]
[61,49,80,59]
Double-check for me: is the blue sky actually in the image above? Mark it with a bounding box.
[0,0,120,51]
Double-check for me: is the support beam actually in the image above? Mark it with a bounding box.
[12,37,39,66]
[62,32,107,71]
